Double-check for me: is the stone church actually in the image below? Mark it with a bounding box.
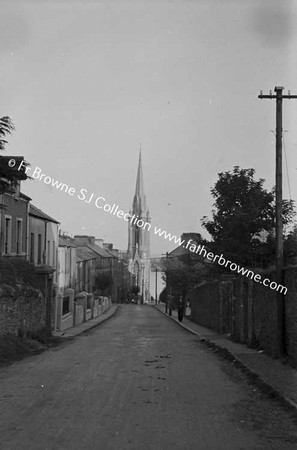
[127,150,151,303]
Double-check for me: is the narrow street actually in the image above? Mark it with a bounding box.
[1,305,296,450]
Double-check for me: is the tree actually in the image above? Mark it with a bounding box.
[131,285,140,295]
[0,257,40,288]
[0,116,30,194]
[201,166,295,267]
[159,287,167,304]
[161,256,205,300]
[0,116,14,151]
[284,225,297,265]
[94,272,113,293]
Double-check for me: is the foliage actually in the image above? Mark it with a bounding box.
[159,287,167,303]
[284,225,297,265]
[201,166,295,267]
[0,258,40,288]
[161,256,205,297]
[0,332,62,367]
[94,272,113,292]
[0,116,14,151]
[131,285,140,295]
[0,116,30,194]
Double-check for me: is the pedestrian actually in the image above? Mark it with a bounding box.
[185,299,191,317]
[177,295,185,322]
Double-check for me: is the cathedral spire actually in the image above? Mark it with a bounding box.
[133,146,147,214]
[135,146,145,198]
[127,149,151,303]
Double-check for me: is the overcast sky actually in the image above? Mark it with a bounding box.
[1,0,297,255]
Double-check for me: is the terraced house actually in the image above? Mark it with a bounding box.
[0,179,31,259]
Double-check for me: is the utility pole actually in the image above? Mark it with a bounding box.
[258,86,297,358]
[142,266,145,304]
[165,252,169,313]
[155,267,158,305]
[161,252,170,314]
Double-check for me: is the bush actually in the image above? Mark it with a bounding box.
[26,327,52,344]
[94,273,113,292]
[0,258,40,288]
[159,288,167,303]
[131,285,140,295]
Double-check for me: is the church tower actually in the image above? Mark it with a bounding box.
[127,149,151,303]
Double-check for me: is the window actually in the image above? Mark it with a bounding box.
[30,233,35,263]
[47,240,50,265]
[52,242,55,266]
[62,296,70,315]
[4,216,12,254]
[16,219,22,254]
[87,295,92,310]
[37,234,42,264]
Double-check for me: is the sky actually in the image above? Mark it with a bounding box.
[1,0,297,257]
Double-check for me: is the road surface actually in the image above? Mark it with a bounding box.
[1,305,297,450]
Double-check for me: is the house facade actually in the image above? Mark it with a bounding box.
[74,235,115,295]
[58,234,76,294]
[75,246,96,293]
[0,184,31,259]
[29,204,59,282]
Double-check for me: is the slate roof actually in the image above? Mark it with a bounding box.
[103,247,118,258]
[76,246,97,262]
[59,235,76,248]
[88,243,115,259]
[29,204,59,224]
[169,240,212,264]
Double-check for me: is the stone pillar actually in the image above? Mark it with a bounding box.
[53,282,58,331]
[75,292,87,322]
[56,293,63,331]
[65,288,74,321]
[87,292,94,319]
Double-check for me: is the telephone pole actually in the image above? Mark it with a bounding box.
[258,86,297,358]
[155,267,158,305]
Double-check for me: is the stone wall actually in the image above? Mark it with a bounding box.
[189,267,297,365]
[0,284,45,336]
[285,267,297,365]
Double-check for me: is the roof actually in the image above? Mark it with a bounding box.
[73,236,117,259]
[103,247,118,258]
[3,190,32,201]
[88,243,115,259]
[59,235,76,248]
[29,204,59,224]
[0,156,27,175]
[20,192,32,201]
[76,246,97,262]
[169,242,211,264]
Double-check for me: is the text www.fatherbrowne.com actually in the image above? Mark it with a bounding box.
[154,227,288,295]
[10,160,287,295]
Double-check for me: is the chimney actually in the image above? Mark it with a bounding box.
[74,235,95,246]
[95,238,104,248]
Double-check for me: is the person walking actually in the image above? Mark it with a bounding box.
[177,295,185,322]
[185,299,191,317]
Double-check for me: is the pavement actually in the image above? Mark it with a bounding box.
[154,303,297,413]
[2,304,297,449]
[52,304,119,338]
